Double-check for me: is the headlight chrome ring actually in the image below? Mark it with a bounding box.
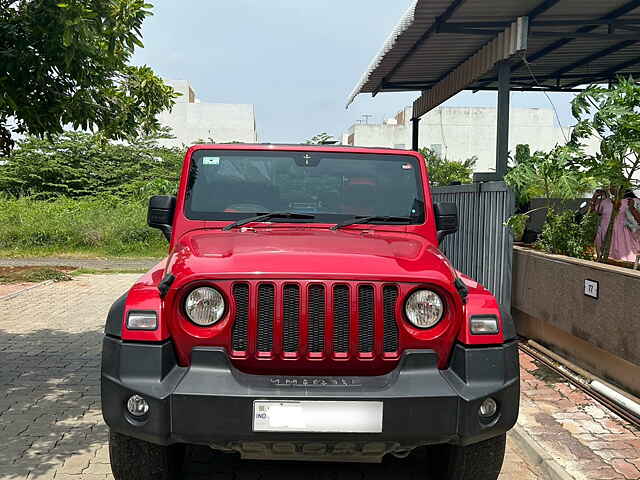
[404,289,445,329]
[184,286,226,326]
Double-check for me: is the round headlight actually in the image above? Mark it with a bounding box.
[184,287,225,326]
[405,289,444,328]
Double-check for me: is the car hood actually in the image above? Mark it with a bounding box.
[167,228,456,285]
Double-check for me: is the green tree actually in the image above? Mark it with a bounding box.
[420,148,475,187]
[0,0,177,156]
[306,133,335,145]
[571,77,640,262]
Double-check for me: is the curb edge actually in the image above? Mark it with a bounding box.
[0,280,55,302]
[511,425,576,480]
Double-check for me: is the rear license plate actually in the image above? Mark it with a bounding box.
[252,400,383,433]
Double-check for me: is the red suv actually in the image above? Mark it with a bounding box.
[101,144,519,480]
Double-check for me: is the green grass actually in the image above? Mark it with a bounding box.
[0,197,168,257]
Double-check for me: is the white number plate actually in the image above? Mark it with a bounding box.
[252,400,383,433]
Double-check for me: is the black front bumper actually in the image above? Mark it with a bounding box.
[101,337,519,457]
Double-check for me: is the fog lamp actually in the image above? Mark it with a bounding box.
[127,395,149,417]
[479,398,498,418]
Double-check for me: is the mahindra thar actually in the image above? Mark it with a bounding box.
[101,144,519,479]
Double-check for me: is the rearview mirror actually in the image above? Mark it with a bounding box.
[147,195,176,242]
[434,202,458,242]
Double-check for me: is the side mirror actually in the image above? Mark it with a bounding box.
[434,202,458,242]
[147,195,176,242]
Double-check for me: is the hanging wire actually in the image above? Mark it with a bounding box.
[519,52,570,143]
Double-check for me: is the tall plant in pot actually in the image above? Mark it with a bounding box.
[504,144,595,242]
[571,77,640,262]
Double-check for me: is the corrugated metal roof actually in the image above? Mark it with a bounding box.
[414,17,529,117]
[347,0,640,111]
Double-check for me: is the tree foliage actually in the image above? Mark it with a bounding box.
[420,148,475,187]
[504,144,594,207]
[306,133,334,145]
[0,0,177,156]
[0,131,183,199]
[570,77,640,261]
[503,143,595,243]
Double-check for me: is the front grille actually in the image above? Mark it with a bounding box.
[231,281,400,358]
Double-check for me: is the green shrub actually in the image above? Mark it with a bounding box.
[535,210,598,260]
[505,213,528,242]
[0,132,182,200]
[0,197,167,257]
[419,148,476,186]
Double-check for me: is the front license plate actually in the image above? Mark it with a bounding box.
[252,400,383,433]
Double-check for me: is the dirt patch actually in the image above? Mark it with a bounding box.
[529,359,569,385]
[0,266,75,284]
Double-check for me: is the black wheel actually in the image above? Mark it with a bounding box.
[109,430,184,480]
[427,434,506,480]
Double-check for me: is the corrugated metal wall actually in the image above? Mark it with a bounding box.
[432,182,515,308]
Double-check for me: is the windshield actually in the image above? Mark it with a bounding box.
[185,150,425,224]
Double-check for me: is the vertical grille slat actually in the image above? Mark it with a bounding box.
[282,285,300,353]
[232,284,249,351]
[333,285,350,353]
[358,286,375,353]
[308,285,326,353]
[383,286,399,353]
[257,284,274,352]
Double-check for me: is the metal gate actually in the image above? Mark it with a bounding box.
[432,182,515,309]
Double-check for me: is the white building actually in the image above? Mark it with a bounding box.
[157,80,258,147]
[342,106,599,173]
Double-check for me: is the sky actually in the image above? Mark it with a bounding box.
[132,0,578,144]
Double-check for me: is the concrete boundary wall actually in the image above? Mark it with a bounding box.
[512,246,640,395]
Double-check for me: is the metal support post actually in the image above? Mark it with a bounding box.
[496,61,511,180]
[412,117,421,151]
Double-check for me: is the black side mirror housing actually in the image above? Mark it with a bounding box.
[147,195,176,242]
[434,202,458,242]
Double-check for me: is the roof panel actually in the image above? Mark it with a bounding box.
[347,0,640,107]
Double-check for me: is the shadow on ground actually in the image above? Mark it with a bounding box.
[0,328,106,478]
[0,327,433,480]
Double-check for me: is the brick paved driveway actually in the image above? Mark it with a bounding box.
[0,275,543,480]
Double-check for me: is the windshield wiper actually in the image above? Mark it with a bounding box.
[330,216,412,231]
[223,212,315,231]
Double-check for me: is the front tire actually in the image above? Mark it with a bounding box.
[109,430,184,480]
[428,434,506,480]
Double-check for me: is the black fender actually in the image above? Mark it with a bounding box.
[105,291,129,338]
[500,306,518,342]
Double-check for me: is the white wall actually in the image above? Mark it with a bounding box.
[344,106,602,173]
[158,80,257,147]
